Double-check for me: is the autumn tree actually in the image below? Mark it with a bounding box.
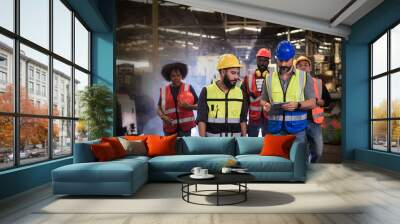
[0,84,60,151]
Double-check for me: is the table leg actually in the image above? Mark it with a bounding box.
[195,184,198,192]
[217,184,219,206]
[245,183,247,201]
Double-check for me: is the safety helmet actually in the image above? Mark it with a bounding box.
[275,41,296,61]
[294,56,311,67]
[177,91,195,105]
[217,54,242,70]
[256,48,271,58]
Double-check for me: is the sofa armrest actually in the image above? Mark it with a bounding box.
[289,141,307,182]
[73,141,99,163]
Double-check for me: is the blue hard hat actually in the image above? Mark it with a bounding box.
[275,41,296,61]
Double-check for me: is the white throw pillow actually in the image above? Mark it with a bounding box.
[118,137,147,156]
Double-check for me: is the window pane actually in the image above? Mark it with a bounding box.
[20,117,49,165]
[391,72,400,118]
[20,44,49,115]
[391,24,400,70]
[392,120,400,153]
[372,121,388,151]
[53,0,72,60]
[372,33,387,76]
[0,35,14,112]
[53,59,72,117]
[0,0,14,31]
[74,18,89,70]
[74,69,89,118]
[372,77,387,119]
[20,0,49,49]
[53,119,72,158]
[75,120,88,143]
[0,116,14,170]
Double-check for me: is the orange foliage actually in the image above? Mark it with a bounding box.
[0,84,60,149]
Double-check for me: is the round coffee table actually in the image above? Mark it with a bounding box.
[177,172,255,206]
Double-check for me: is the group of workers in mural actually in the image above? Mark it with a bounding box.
[156,40,331,163]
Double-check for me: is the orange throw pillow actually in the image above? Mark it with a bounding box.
[101,137,127,158]
[260,134,296,159]
[91,142,117,161]
[146,134,177,157]
[124,135,149,141]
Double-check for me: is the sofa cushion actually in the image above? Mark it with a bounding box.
[180,137,235,155]
[260,135,296,159]
[73,140,100,163]
[118,137,147,156]
[91,142,118,161]
[236,137,263,155]
[52,159,147,183]
[148,154,235,172]
[236,155,293,172]
[147,135,177,157]
[101,137,127,158]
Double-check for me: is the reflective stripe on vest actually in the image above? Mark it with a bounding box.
[206,81,243,135]
[160,83,196,134]
[312,78,324,124]
[207,117,241,123]
[265,69,308,134]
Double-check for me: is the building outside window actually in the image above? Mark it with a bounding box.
[370,23,400,154]
[0,0,92,170]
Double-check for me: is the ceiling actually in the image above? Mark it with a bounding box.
[168,0,384,38]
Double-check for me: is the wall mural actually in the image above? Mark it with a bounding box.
[115,0,343,161]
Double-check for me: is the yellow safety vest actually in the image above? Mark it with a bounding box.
[206,81,243,137]
[265,69,308,134]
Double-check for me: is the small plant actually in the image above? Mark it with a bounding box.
[79,84,113,140]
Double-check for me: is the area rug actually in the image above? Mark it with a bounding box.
[37,183,361,214]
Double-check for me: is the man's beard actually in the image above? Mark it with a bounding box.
[223,75,236,89]
[257,64,268,72]
[279,65,293,74]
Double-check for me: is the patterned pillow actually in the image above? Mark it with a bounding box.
[118,137,147,156]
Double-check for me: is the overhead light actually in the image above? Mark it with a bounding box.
[243,27,261,32]
[226,27,241,32]
[295,44,301,49]
[192,46,199,50]
[277,29,304,37]
[245,55,249,60]
[319,46,329,50]
[322,42,332,46]
[234,45,252,50]
[159,27,217,39]
[290,38,305,44]
[334,37,342,42]
[226,26,261,33]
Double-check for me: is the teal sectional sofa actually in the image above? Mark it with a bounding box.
[52,137,307,196]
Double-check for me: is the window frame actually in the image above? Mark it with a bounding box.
[0,0,92,171]
[370,20,400,154]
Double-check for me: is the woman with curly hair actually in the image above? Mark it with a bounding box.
[157,62,198,136]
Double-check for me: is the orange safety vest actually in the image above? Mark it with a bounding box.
[312,78,324,124]
[160,83,196,134]
[246,72,267,123]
